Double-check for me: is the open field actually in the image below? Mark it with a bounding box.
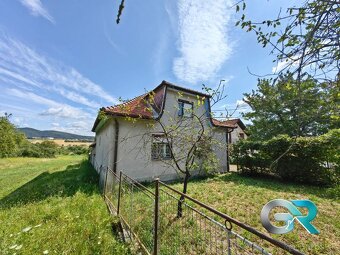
[28,139,92,147]
[165,174,340,254]
[0,156,129,255]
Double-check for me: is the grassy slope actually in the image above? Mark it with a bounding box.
[167,173,340,255]
[0,156,129,255]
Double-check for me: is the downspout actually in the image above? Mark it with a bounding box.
[226,128,233,172]
[113,119,119,173]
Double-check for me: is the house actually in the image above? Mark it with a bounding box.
[224,119,247,144]
[90,81,236,181]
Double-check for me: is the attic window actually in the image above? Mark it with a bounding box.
[178,100,193,117]
[151,135,171,160]
[239,133,245,139]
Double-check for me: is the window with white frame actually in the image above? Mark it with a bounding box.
[178,100,193,117]
[151,135,171,160]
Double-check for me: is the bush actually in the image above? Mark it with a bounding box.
[19,142,89,158]
[19,143,42,158]
[0,117,26,158]
[232,129,340,185]
[38,141,59,157]
[19,141,59,158]
[61,145,89,155]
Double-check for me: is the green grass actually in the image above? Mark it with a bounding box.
[166,173,340,255]
[110,172,339,255]
[0,156,129,255]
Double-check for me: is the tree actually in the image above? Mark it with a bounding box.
[236,0,339,83]
[243,74,339,140]
[0,114,26,158]
[150,96,223,217]
[115,1,339,80]
[38,141,59,158]
[107,82,231,217]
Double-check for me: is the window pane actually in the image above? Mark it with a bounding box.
[183,102,192,117]
[164,144,171,158]
[178,102,184,116]
[151,143,159,159]
[151,134,172,160]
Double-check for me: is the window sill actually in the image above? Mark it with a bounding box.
[151,157,172,161]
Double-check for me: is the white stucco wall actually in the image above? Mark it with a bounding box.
[92,119,115,173]
[211,129,228,172]
[93,88,229,181]
[229,124,247,144]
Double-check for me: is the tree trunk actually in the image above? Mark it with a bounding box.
[177,171,190,218]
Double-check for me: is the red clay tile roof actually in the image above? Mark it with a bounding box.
[92,81,238,131]
[212,118,236,128]
[102,94,153,119]
[225,118,246,130]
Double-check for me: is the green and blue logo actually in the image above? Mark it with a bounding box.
[260,199,319,234]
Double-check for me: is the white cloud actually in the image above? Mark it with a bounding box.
[7,88,59,107]
[53,86,101,108]
[3,88,95,135]
[7,88,91,120]
[173,0,233,84]
[272,55,301,73]
[236,99,248,108]
[40,106,89,120]
[0,33,117,107]
[20,0,55,23]
[235,99,251,114]
[214,98,251,119]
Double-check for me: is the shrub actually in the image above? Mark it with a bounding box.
[38,141,59,157]
[232,129,340,185]
[19,141,59,158]
[0,117,26,158]
[19,143,42,158]
[60,145,89,155]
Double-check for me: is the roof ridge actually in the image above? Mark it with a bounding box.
[108,92,148,109]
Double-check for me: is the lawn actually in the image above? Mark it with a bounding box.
[165,173,340,255]
[0,156,129,255]
[1,156,338,255]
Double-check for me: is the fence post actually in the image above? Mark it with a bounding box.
[117,171,122,215]
[153,178,160,255]
[103,166,109,197]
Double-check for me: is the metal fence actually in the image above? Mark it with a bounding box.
[99,167,304,255]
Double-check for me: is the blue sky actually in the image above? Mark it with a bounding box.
[0,0,291,135]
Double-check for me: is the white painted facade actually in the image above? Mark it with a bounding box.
[229,123,247,144]
[91,84,231,181]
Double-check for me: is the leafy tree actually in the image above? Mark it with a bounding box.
[232,129,340,185]
[236,0,339,82]
[243,75,339,140]
[148,84,228,217]
[151,98,222,217]
[115,0,339,81]
[0,114,26,158]
[37,141,59,158]
[104,82,231,217]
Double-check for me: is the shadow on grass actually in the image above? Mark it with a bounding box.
[0,160,100,209]
[214,172,339,200]
[153,171,338,200]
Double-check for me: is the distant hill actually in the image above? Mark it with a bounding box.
[18,127,94,141]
